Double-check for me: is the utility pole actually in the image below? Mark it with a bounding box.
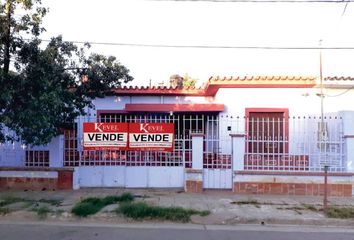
[319,39,329,211]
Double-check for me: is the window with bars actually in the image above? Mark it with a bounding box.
[64,128,80,166]
[245,110,289,170]
[25,150,49,167]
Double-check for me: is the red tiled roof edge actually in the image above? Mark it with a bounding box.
[109,76,354,97]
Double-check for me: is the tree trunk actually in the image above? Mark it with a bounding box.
[3,0,12,74]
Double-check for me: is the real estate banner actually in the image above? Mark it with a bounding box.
[83,122,128,150]
[129,123,174,152]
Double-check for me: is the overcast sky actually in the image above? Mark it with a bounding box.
[41,0,354,86]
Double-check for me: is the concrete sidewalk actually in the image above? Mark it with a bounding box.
[1,188,354,226]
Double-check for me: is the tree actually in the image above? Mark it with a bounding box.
[182,73,197,87]
[0,0,47,74]
[0,1,133,145]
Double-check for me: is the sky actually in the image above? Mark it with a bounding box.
[40,0,354,87]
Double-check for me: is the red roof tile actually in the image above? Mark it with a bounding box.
[208,75,317,84]
[324,76,354,81]
[110,76,353,97]
[110,85,205,96]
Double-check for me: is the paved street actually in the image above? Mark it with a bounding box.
[1,222,354,240]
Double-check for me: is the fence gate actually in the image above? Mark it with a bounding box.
[63,113,196,188]
[203,116,233,189]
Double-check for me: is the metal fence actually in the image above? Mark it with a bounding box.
[63,113,210,167]
[210,115,345,172]
[0,113,346,173]
[204,115,232,169]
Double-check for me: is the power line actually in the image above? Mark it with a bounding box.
[32,38,354,50]
[340,1,350,16]
[147,0,354,3]
[326,86,354,97]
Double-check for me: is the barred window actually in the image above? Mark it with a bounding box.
[25,150,49,167]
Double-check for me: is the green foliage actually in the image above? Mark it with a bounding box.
[0,1,133,145]
[116,202,210,222]
[0,196,62,207]
[71,201,103,217]
[0,196,25,207]
[182,73,197,87]
[325,206,354,219]
[71,193,134,217]
[0,207,10,215]
[33,206,51,219]
[302,204,317,211]
[0,0,47,73]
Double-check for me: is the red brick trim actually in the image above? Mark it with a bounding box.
[233,182,352,197]
[185,168,203,174]
[234,170,354,177]
[185,180,203,193]
[58,171,73,190]
[0,168,74,190]
[0,177,58,191]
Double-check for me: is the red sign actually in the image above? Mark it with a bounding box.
[129,123,174,152]
[83,123,128,150]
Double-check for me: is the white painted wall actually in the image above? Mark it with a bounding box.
[214,88,320,116]
[48,135,64,167]
[78,166,126,187]
[214,88,354,117]
[78,166,184,188]
[191,135,204,170]
[0,171,57,178]
[93,96,128,111]
[147,167,184,188]
[340,111,354,172]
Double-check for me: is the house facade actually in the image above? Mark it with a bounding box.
[1,76,354,196]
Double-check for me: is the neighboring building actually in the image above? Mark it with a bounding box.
[1,75,354,196]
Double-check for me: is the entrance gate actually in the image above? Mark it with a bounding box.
[63,113,199,188]
[203,116,233,189]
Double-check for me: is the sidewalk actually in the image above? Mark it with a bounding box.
[1,188,354,226]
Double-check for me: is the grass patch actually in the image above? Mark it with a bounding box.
[116,202,210,222]
[325,207,354,219]
[302,204,317,211]
[0,207,10,215]
[0,196,62,207]
[38,199,62,206]
[0,197,25,207]
[231,199,261,208]
[276,206,305,214]
[33,206,51,219]
[231,199,260,205]
[71,192,134,217]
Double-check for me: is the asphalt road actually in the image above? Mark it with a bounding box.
[1,222,354,240]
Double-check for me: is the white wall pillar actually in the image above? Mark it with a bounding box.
[230,134,245,171]
[184,133,204,193]
[340,111,354,172]
[49,135,64,168]
[191,133,204,170]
